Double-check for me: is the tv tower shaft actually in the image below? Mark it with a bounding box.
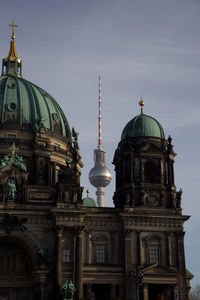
[89,76,111,207]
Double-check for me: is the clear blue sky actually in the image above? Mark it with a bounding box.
[0,0,200,287]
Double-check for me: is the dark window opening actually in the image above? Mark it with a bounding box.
[144,161,158,183]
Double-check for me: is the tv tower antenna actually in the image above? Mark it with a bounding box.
[89,76,112,207]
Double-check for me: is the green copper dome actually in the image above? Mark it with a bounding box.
[0,29,71,142]
[0,75,71,142]
[121,113,165,140]
[83,197,98,207]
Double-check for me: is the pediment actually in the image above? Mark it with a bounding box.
[142,264,177,276]
[0,153,27,174]
[0,163,27,174]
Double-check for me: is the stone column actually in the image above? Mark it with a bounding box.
[87,284,92,300]
[110,284,116,300]
[168,159,175,186]
[56,226,63,292]
[143,284,149,300]
[140,159,145,183]
[111,231,118,265]
[75,227,84,300]
[37,269,50,300]
[86,231,92,265]
[118,284,124,300]
[114,231,119,265]
[161,159,165,184]
[177,231,188,300]
[136,231,141,265]
[124,229,133,300]
[167,232,173,266]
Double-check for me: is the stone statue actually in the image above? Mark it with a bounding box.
[176,188,183,208]
[72,127,79,149]
[62,280,76,300]
[6,179,17,201]
[0,153,27,171]
[0,213,28,234]
[15,154,27,171]
[0,154,10,168]
[37,247,48,264]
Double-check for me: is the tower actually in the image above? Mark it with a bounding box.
[0,23,84,300]
[89,76,111,207]
[113,100,192,300]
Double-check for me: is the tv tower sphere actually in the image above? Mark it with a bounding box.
[89,76,111,207]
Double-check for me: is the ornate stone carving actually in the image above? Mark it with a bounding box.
[0,143,27,171]
[0,213,28,234]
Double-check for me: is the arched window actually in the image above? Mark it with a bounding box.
[144,160,160,183]
[143,235,163,265]
[92,235,109,265]
[0,242,32,273]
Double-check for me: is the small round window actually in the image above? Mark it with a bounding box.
[7,103,17,111]
[52,113,59,121]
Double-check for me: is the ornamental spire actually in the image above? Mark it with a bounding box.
[139,97,145,114]
[2,21,22,77]
[9,21,18,40]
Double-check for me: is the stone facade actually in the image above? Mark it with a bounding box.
[0,125,192,300]
[0,30,192,300]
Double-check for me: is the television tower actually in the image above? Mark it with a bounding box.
[89,76,112,207]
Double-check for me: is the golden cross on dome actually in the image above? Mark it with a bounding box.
[9,21,18,40]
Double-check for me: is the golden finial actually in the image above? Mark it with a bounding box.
[139,96,145,114]
[2,21,21,77]
[86,189,90,197]
[9,21,18,40]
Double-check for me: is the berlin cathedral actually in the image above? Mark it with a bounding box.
[0,23,193,300]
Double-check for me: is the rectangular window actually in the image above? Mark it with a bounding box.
[62,249,70,263]
[96,244,105,263]
[8,134,16,139]
[149,244,159,263]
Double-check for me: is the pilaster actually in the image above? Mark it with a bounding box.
[56,226,63,291]
[177,231,188,300]
[75,226,84,300]
[124,229,133,300]
[143,284,149,300]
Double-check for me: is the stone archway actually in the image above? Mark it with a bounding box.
[0,236,39,300]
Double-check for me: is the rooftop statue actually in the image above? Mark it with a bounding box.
[0,213,28,234]
[0,142,27,171]
[72,127,79,149]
